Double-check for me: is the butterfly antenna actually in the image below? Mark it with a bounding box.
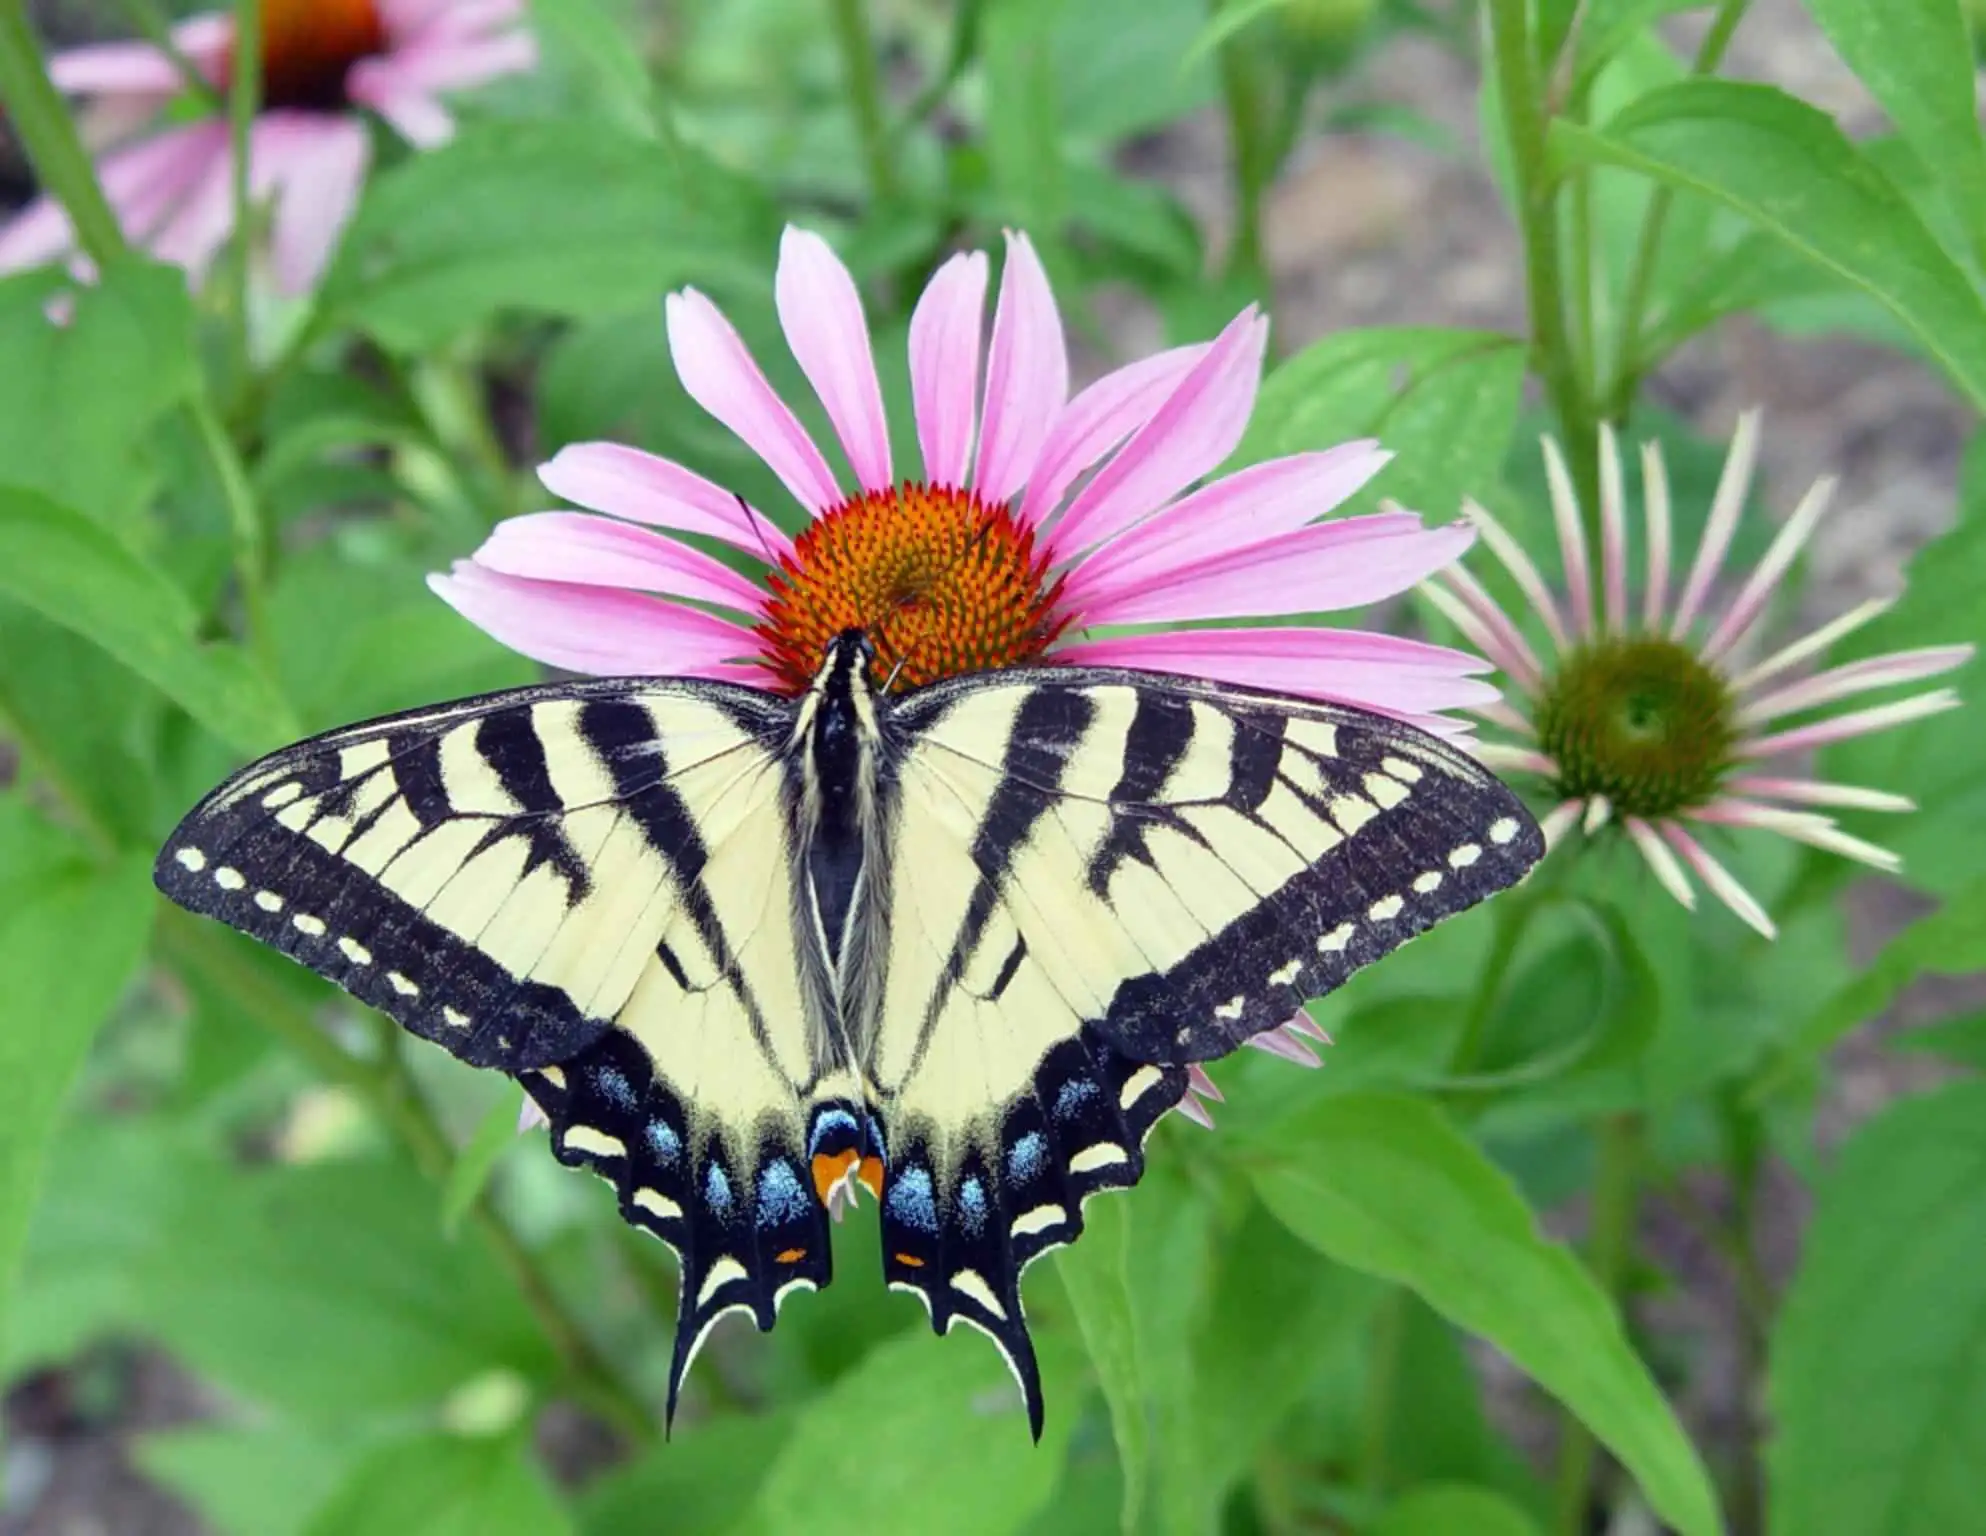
[736,492,780,570]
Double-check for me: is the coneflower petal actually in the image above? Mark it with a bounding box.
[1542,435,1596,638]
[1671,409,1761,639]
[1661,823,1777,939]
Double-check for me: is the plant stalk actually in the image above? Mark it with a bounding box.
[0,1,125,264]
[1486,0,1599,513]
[1552,1112,1644,1534]
[1607,0,1753,417]
[225,0,260,392]
[826,0,897,203]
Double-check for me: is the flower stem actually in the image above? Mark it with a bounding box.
[0,1,125,265]
[1214,29,1275,299]
[1552,1112,1644,1534]
[1486,0,1599,513]
[1607,0,1752,418]
[825,0,897,203]
[225,0,260,393]
[1356,1285,1408,1503]
[158,910,657,1444]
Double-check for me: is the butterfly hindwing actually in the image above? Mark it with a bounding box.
[155,678,788,1071]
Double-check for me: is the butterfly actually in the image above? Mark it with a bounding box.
[155,627,1543,1433]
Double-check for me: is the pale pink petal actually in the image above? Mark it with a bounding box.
[1285,1014,1332,1044]
[1583,796,1612,835]
[348,30,537,96]
[104,122,229,244]
[0,196,77,273]
[1598,424,1628,633]
[1703,475,1835,663]
[1541,435,1595,638]
[1462,499,1570,654]
[1661,822,1776,939]
[1727,598,1892,694]
[363,89,456,148]
[1724,776,1914,813]
[1740,689,1964,758]
[259,114,370,296]
[1051,625,1498,717]
[1641,439,1672,632]
[472,513,769,614]
[1172,1092,1216,1129]
[147,133,238,287]
[1019,343,1208,527]
[539,444,790,559]
[1421,568,1543,692]
[665,288,842,514]
[775,227,892,493]
[1625,816,1696,910]
[1474,699,1534,738]
[907,249,988,488]
[1737,646,1974,726]
[1067,516,1475,629]
[384,0,526,42]
[1671,409,1761,639]
[1688,800,1900,871]
[48,42,184,97]
[1473,743,1558,777]
[1058,444,1390,606]
[1186,1064,1225,1102]
[517,1096,549,1133]
[428,562,762,679]
[1047,310,1266,558]
[972,232,1067,503]
[1245,1028,1321,1068]
[1539,799,1584,848]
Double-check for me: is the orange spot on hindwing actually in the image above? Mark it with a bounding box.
[811,1149,861,1205]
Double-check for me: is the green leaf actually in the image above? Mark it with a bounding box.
[1751,873,1986,1100]
[0,259,198,528]
[137,1155,557,1422]
[1246,1095,1722,1536]
[1767,1079,1986,1535]
[1372,1484,1545,1536]
[982,0,1068,241]
[528,0,660,138]
[326,121,775,351]
[738,1327,1076,1536]
[580,1412,795,1536]
[1549,81,1986,410]
[304,1433,571,1536]
[442,1085,527,1238]
[1051,1198,1149,1534]
[139,1422,372,1536]
[0,487,296,757]
[1801,0,1986,269]
[0,853,154,1361]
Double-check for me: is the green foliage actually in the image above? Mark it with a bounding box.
[0,2,1982,1535]
[1767,1081,1986,1535]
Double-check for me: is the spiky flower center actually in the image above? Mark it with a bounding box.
[243,0,386,111]
[757,483,1064,693]
[1535,636,1738,819]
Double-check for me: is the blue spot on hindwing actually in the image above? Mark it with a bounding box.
[705,1162,733,1217]
[959,1176,988,1235]
[886,1167,939,1233]
[645,1120,681,1165]
[757,1161,809,1225]
[1054,1078,1098,1121]
[1008,1132,1047,1182]
[593,1066,636,1109]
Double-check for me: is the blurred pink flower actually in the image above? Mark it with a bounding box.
[1424,413,1973,939]
[432,225,1498,750]
[0,0,536,295]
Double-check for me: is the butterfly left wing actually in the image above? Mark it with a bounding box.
[866,667,1544,1432]
[156,678,871,1421]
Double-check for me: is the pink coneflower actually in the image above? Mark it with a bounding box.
[436,224,1494,1087]
[0,0,535,295]
[1423,413,1972,939]
[433,225,1492,728]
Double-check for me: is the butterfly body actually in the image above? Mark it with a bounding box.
[156,631,1543,1433]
